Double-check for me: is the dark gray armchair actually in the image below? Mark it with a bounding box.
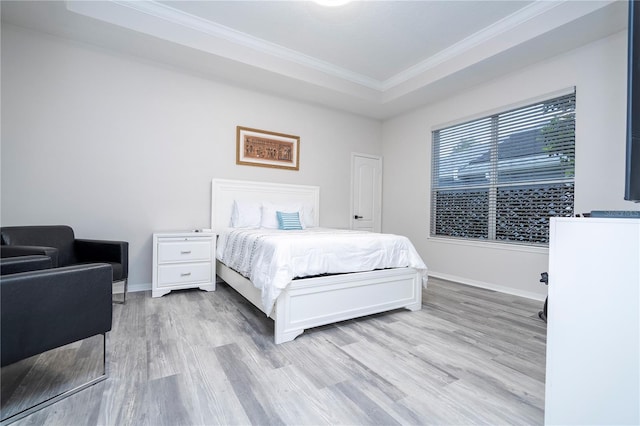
[1,262,113,423]
[0,254,52,275]
[1,225,129,303]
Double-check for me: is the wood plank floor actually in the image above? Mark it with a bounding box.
[2,278,547,425]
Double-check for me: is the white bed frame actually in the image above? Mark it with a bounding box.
[211,178,423,344]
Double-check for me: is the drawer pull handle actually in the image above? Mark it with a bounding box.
[180,272,192,277]
[181,250,192,254]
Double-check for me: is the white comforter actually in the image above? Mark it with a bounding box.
[216,227,427,316]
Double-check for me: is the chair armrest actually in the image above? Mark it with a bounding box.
[0,255,52,275]
[1,245,59,266]
[0,263,113,367]
[74,239,128,277]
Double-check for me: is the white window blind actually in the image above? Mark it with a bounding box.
[431,91,575,245]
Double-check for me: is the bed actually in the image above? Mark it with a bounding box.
[211,178,427,344]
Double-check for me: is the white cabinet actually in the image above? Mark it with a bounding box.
[545,217,639,425]
[152,231,216,298]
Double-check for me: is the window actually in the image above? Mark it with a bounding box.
[431,91,575,246]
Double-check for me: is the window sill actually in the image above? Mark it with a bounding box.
[427,236,549,254]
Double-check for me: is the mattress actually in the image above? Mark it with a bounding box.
[216,227,427,315]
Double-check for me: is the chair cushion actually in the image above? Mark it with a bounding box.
[1,226,76,266]
[77,261,124,281]
[0,255,52,275]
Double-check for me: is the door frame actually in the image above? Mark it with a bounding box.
[350,152,382,232]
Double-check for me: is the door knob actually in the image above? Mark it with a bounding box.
[354,215,363,219]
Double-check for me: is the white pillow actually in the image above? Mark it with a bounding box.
[261,202,302,229]
[231,200,261,228]
[302,203,315,228]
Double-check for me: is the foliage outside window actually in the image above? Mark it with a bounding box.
[430,91,575,246]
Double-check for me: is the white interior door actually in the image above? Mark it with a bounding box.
[351,153,382,232]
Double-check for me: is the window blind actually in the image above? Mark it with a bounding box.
[431,91,575,245]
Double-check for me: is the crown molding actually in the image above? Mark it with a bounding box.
[97,1,384,90]
[381,0,566,90]
[68,0,574,93]
[65,0,616,97]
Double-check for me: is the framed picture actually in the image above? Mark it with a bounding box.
[236,126,300,171]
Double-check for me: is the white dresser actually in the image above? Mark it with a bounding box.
[545,217,639,425]
[152,231,216,298]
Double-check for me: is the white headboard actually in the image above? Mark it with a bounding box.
[211,179,320,234]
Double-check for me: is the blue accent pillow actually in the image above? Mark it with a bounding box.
[276,211,303,230]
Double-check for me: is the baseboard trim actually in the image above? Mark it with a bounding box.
[128,282,151,293]
[127,276,224,294]
[428,271,546,302]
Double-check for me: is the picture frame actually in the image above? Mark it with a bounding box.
[236,126,300,171]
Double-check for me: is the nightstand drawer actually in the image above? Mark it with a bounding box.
[158,240,211,263]
[152,231,216,298]
[157,262,212,287]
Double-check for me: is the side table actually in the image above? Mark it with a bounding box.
[152,231,216,298]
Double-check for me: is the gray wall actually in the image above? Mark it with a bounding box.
[4,23,638,300]
[382,30,639,299]
[1,25,382,291]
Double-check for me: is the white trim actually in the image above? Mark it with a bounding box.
[429,271,546,302]
[66,0,589,95]
[350,152,383,161]
[83,0,382,90]
[128,282,151,293]
[431,86,576,132]
[382,1,565,90]
[428,235,549,255]
[350,152,383,232]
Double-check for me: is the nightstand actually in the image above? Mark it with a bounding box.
[152,231,216,298]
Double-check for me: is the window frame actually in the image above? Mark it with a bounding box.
[430,88,576,247]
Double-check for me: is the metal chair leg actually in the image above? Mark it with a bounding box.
[112,279,127,304]
[0,334,108,425]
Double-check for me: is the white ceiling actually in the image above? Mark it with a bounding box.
[1,0,629,119]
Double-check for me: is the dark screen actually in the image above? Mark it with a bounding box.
[625,0,640,201]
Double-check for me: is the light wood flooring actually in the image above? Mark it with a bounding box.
[2,277,547,425]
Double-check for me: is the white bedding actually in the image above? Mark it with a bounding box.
[216,227,428,315]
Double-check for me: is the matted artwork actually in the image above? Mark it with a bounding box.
[236,126,300,171]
